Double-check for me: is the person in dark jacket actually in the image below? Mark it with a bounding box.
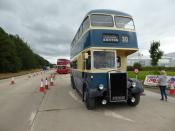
[158,70,168,101]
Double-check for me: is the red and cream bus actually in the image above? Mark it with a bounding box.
[57,59,70,74]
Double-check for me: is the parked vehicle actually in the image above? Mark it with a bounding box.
[57,59,70,74]
[70,9,144,109]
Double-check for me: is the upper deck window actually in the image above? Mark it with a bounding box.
[115,16,135,30]
[91,14,114,27]
[83,17,90,32]
[78,26,83,38]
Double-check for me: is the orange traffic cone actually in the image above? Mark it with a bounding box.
[50,77,54,86]
[45,78,49,89]
[169,83,175,95]
[10,77,15,85]
[39,79,45,93]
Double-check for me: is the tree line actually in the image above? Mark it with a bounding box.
[0,27,50,73]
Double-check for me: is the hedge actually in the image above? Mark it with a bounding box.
[127,66,175,71]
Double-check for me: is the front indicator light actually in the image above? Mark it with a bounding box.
[132,82,136,87]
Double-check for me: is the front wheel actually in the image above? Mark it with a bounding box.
[127,93,140,106]
[83,89,96,110]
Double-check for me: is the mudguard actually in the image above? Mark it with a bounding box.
[84,82,106,98]
[128,78,144,94]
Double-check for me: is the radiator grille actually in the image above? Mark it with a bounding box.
[109,72,127,102]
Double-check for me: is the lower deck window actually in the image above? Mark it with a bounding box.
[71,60,77,69]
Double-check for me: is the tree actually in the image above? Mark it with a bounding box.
[149,41,163,66]
[9,35,38,70]
[0,26,51,72]
[133,62,142,70]
[0,29,21,72]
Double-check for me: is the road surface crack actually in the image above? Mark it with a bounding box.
[28,93,46,131]
[39,106,83,112]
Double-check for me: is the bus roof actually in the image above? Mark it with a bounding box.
[57,59,70,61]
[85,9,132,18]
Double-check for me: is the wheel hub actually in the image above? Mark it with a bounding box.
[131,97,136,102]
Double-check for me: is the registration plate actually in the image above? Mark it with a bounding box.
[112,96,126,101]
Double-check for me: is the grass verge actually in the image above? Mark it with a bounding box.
[128,71,175,81]
[0,69,41,80]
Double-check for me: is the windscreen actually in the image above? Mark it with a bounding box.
[93,51,116,69]
[115,16,135,30]
[91,14,114,27]
[57,66,66,69]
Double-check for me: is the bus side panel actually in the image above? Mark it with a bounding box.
[84,73,108,98]
[71,70,84,94]
[71,70,109,98]
[71,32,90,59]
[90,29,138,49]
[71,29,138,59]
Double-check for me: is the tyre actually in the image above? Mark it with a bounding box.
[127,93,140,106]
[83,89,96,110]
[70,76,75,89]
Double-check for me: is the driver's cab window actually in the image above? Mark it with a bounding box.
[71,60,77,69]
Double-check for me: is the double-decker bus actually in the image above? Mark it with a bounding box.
[57,59,70,74]
[70,9,143,109]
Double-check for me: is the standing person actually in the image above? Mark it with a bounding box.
[158,70,168,101]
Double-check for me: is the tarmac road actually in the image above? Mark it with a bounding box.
[0,71,53,131]
[0,71,175,131]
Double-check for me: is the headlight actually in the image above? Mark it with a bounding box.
[98,84,104,90]
[132,82,136,87]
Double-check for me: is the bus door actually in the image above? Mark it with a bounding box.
[83,51,91,91]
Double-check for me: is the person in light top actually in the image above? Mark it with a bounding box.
[158,70,168,101]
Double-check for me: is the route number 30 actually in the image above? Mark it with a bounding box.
[122,36,128,43]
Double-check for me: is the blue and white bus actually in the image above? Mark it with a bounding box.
[70,9,143,109]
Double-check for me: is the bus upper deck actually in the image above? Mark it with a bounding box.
[71,9,138,59]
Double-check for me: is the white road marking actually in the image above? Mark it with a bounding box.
[60,76,69,79]
[104,111,135,123]
[29,123,35,131]
[69,91,83,104]
[28,111,37,129]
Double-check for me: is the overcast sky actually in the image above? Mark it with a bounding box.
[0,0,175,63]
